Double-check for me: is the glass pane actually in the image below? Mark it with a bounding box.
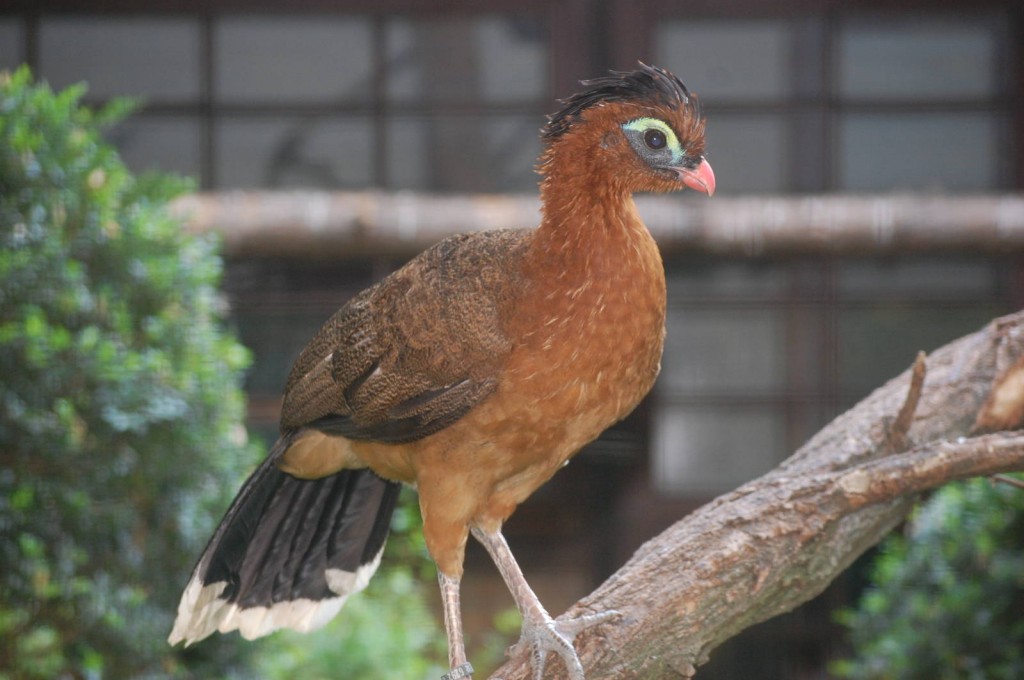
[234,308,335,395]
[39,17,200,101]
[483,116,543,191]
[215,17,372,104]
[665,261,787,299]
[702,113,789,193]
[385,115,540,192]
[385,117,431,191]
[0,20,23,70]
[661,309,786,394]
[838,304,1003,398]
[838,113,999,191]
[215,118,373,189]
[477,17,548,103]
[653,406,785,495]
[655,19,793,102]
[106,117,201,179]
[838,257,997,298]
[385,16,547,104]
[839,17,1002,100]
[782,303,832,397]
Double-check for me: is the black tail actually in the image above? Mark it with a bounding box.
[168,437,400,644]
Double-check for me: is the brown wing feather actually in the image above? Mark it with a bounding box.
[280,229,529,443]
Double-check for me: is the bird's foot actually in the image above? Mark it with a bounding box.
[510,609,619,680]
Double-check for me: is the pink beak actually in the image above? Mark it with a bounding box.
[677,158,716,196]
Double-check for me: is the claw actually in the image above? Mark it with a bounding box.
[513,609,620,680]
[470,527,619,679]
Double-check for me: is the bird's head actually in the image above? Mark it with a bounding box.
[539,63,715,197]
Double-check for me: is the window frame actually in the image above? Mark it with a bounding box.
[608,0,1024,192]
[2,0,595,189]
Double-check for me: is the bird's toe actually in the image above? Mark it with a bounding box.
[515,609,619,680]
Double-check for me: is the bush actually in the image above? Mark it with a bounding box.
[834,475,1024,680]
[0,67,259,678]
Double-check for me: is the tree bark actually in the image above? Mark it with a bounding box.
[490,310,1024,679]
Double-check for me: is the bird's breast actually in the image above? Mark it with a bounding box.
[492,223,667,473]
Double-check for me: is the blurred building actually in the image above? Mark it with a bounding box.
[3,1,1022,677]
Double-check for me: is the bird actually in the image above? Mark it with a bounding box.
[168,63,715,680]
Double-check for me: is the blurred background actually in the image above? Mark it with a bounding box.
[1,1,1022,678]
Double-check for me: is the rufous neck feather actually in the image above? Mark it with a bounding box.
[536,127,637,237]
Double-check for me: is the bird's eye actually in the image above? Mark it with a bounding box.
[622,117,683,166]
[643,129,667,150]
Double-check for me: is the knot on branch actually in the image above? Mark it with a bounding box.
[882,351,928,455]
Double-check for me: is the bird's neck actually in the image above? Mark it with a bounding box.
[532,159,652,276]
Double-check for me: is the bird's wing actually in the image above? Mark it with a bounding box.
[280,229,528,443]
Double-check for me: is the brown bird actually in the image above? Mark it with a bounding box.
[168,63,714,680]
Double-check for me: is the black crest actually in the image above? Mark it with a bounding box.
[542,62,697,142]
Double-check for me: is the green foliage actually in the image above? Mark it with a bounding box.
[834,475,1024,680]
[260,570,444,679]
[0,67,259,678]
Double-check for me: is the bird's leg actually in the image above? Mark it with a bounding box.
[438,571,475,680]
[471,526,617,680]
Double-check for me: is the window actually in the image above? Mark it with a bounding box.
[633,4,1020,496]
[647,10,1014,194]
[653,254,1015,497]
[7,11,554,192]
[655,19,797,194]
[6,6,1016,194]
[654,264,792,494]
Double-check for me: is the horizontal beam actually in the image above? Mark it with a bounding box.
[171,191,1024,259]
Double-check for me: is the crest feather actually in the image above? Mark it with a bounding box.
[543,62,699,142]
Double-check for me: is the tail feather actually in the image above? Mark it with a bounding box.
[168,437,400,645]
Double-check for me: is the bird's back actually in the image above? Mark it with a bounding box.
[277,228,532,467]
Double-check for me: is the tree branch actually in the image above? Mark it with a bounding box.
[836,432,1024,510]
[491,310,1024,679]
[992,473,1024,490]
